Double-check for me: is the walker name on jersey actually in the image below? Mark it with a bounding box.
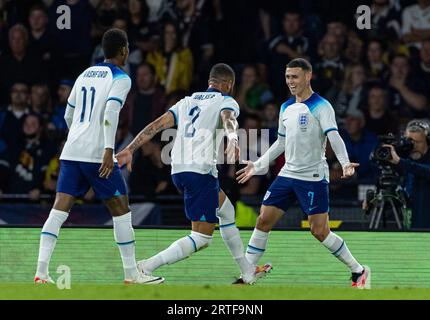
[83,70,108,78]
[193,94,216,100]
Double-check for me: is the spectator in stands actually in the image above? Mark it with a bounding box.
[43,140,65,195]
[313,33,345,102]
[326,21,347,51]
[334,63,367,119]
[30,83,52,124]
[171,0,214,89]
[124,63,165,136]
[386,54,428,120]
[267,10,310,99]
[365,39,388,81]
[413,40,430,94]
[129,137,172,198]
[367,0,401,42]
[235,64,273,116]
[49,79,73,137]
[0,83,30,152]
[340,109,378,182]
[261,101,279,145]
[344,31,364,64]
[93,0,126,39]
[363,84,399,136]
[7,113,57,200]
[146,21,193,94]
[127,0,154,52]
[238,114,265,195]
[28,4,61,88]
[0,23,46,104]
[48,0,95,79]
[401,0,430,53]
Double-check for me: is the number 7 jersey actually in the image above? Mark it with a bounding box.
[168,88,240,177]
[60,62,131,163]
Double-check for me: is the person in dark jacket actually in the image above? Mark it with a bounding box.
[384,119,430,229]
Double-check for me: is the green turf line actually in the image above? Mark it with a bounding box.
[1,228,429,289]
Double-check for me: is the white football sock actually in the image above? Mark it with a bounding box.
[218,198,253,276]
[36,209,69,277]
[322,231,363,273]
[113,212,139,280]
[142,231,212,274]
[245,228,269,266]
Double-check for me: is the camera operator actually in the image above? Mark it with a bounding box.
[383,120,430,229]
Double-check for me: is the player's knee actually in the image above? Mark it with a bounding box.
[310,225,328,242]
[217,197,235,226]
[190,231,213,251]
[256,213,272,232]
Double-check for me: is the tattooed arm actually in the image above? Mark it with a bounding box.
[115,111,175,171]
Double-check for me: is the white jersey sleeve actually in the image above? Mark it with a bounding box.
[168,98,187,126]
[314,100,338,135]
[107,77,131,108]
[67,82,78,109]
[277,107,286,137]
[219,96,240,118]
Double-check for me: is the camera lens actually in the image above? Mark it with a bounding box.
[375,147,391,161]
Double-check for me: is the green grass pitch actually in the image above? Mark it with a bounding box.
[0,228,429,299]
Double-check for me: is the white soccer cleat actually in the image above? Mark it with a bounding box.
[34,275,55,284]
[233,262,273,285]
[352,265,371,289]
[137,259,151,275]
[124,272,164,285]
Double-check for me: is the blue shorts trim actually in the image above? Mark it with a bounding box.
[172,172,220,223]
[57,160,127,200]
[262,176,329,215]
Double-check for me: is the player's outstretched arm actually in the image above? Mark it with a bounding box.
[326,130,359,178]
[116,112,175,172]
[236,134,286,184]
[221,109,240,163]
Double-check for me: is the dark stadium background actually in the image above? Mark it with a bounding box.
[0,0,427,230]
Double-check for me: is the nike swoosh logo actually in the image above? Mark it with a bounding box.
[309,206,318,211]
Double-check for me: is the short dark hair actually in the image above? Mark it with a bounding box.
[287,58,312,72]
[209,63,235,83]
[102,28,128,59]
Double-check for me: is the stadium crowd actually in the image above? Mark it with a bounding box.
[0,0,429,204]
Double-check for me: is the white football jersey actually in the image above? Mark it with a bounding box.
[60,62,131,163]
[169,88,240,177]
[278,92,338,181]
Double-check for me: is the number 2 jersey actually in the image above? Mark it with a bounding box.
[168,88,240,178]
[60,62,131,163]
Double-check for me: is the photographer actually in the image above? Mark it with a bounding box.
[384,120,430,229]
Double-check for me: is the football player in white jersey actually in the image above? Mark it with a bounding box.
[34,29,164,285]
[116,63,271,284]
[236,58,371,289]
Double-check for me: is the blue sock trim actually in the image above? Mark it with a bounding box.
[187,235,197,252]
[116,240,135,246]
[41,232,58,239]
[219,222,235,229]
[247,244,265,253]
[332,240,345,257]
